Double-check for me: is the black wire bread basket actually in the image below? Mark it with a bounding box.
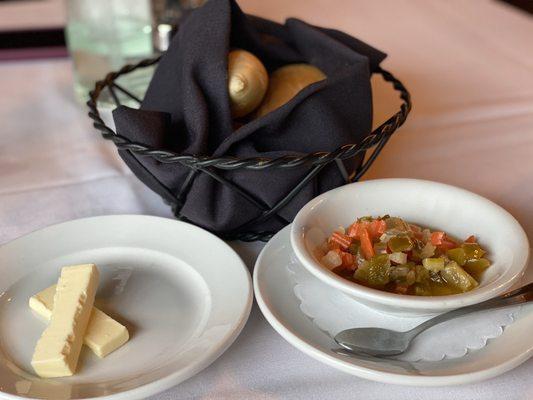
[87,54,411,242]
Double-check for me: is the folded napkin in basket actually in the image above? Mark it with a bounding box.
[113,0,386,235]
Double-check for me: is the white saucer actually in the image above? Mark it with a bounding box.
[0,215,253,400]
[254,225,533,386]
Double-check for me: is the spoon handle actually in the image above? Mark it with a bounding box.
[407,282,533,339]
[500,281,533,299]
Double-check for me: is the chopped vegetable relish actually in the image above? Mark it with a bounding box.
[319,216,490,296]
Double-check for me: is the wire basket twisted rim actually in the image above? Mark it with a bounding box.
[86,56,411,241]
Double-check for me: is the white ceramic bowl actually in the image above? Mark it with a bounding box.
[290,179,530,316]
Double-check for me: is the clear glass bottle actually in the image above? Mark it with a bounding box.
[152,0,207,52]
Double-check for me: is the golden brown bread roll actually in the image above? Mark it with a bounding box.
[227,49,269,118]
[255,64,326,118]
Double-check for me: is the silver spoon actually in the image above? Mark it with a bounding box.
[334,282,533,357]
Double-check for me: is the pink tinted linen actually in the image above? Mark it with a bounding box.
[0,0,532,399]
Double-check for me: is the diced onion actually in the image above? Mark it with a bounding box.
[333,226,346,235]
[379,233,390,243]
[390,266,410,280]
[319,241,329,254]
[406,270,416,285]
[389,252,408,264]
[321,250,342,269]
[420,242,436,258]
[374,242,388,255]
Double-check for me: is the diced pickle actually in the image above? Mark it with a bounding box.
[388,236,413,252]
[325,215,489,296]
[414,283,432,296]
[461,243,485,260]
[367,254,391,286]
[427,282,461,296]
[447,247,467,266]
[422,257,445,272]
[464,258,491,275]
[406,270,416,286]
[348,243,360,255]
[414,264,429,284]
[440,261,478,292]
[428,270,445,284]
[353,261,369,282]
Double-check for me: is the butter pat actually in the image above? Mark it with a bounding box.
[31,264,99,378]
[30,285,129,358]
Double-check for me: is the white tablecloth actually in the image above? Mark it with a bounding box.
[1,0,533,399]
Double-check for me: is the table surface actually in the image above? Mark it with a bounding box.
[1,0,533,399]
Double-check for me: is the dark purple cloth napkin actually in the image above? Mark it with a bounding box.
[113,0,386,235]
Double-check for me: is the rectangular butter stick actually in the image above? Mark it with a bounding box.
[31,264,99,377]
[30,285,129,358]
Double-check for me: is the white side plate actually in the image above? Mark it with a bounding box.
[0,215,252,400]
[254,226,533,386]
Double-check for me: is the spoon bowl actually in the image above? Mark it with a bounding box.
[334,283,533,357]
[335,327,410,356]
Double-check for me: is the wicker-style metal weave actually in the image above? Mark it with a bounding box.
[87,56,411,241]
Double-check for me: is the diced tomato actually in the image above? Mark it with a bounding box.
[331,249,356,271]
[348,221,367,238]
[430,231,446,246]
[368,219,386,239]
[359,228,375,260]
[348,220,385,241]
[347,224,356,238]
[439,239,458,251]
[341,251,356,270]
[465,235,477,243]
[430,231,458,251]
[330,232,352,250]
